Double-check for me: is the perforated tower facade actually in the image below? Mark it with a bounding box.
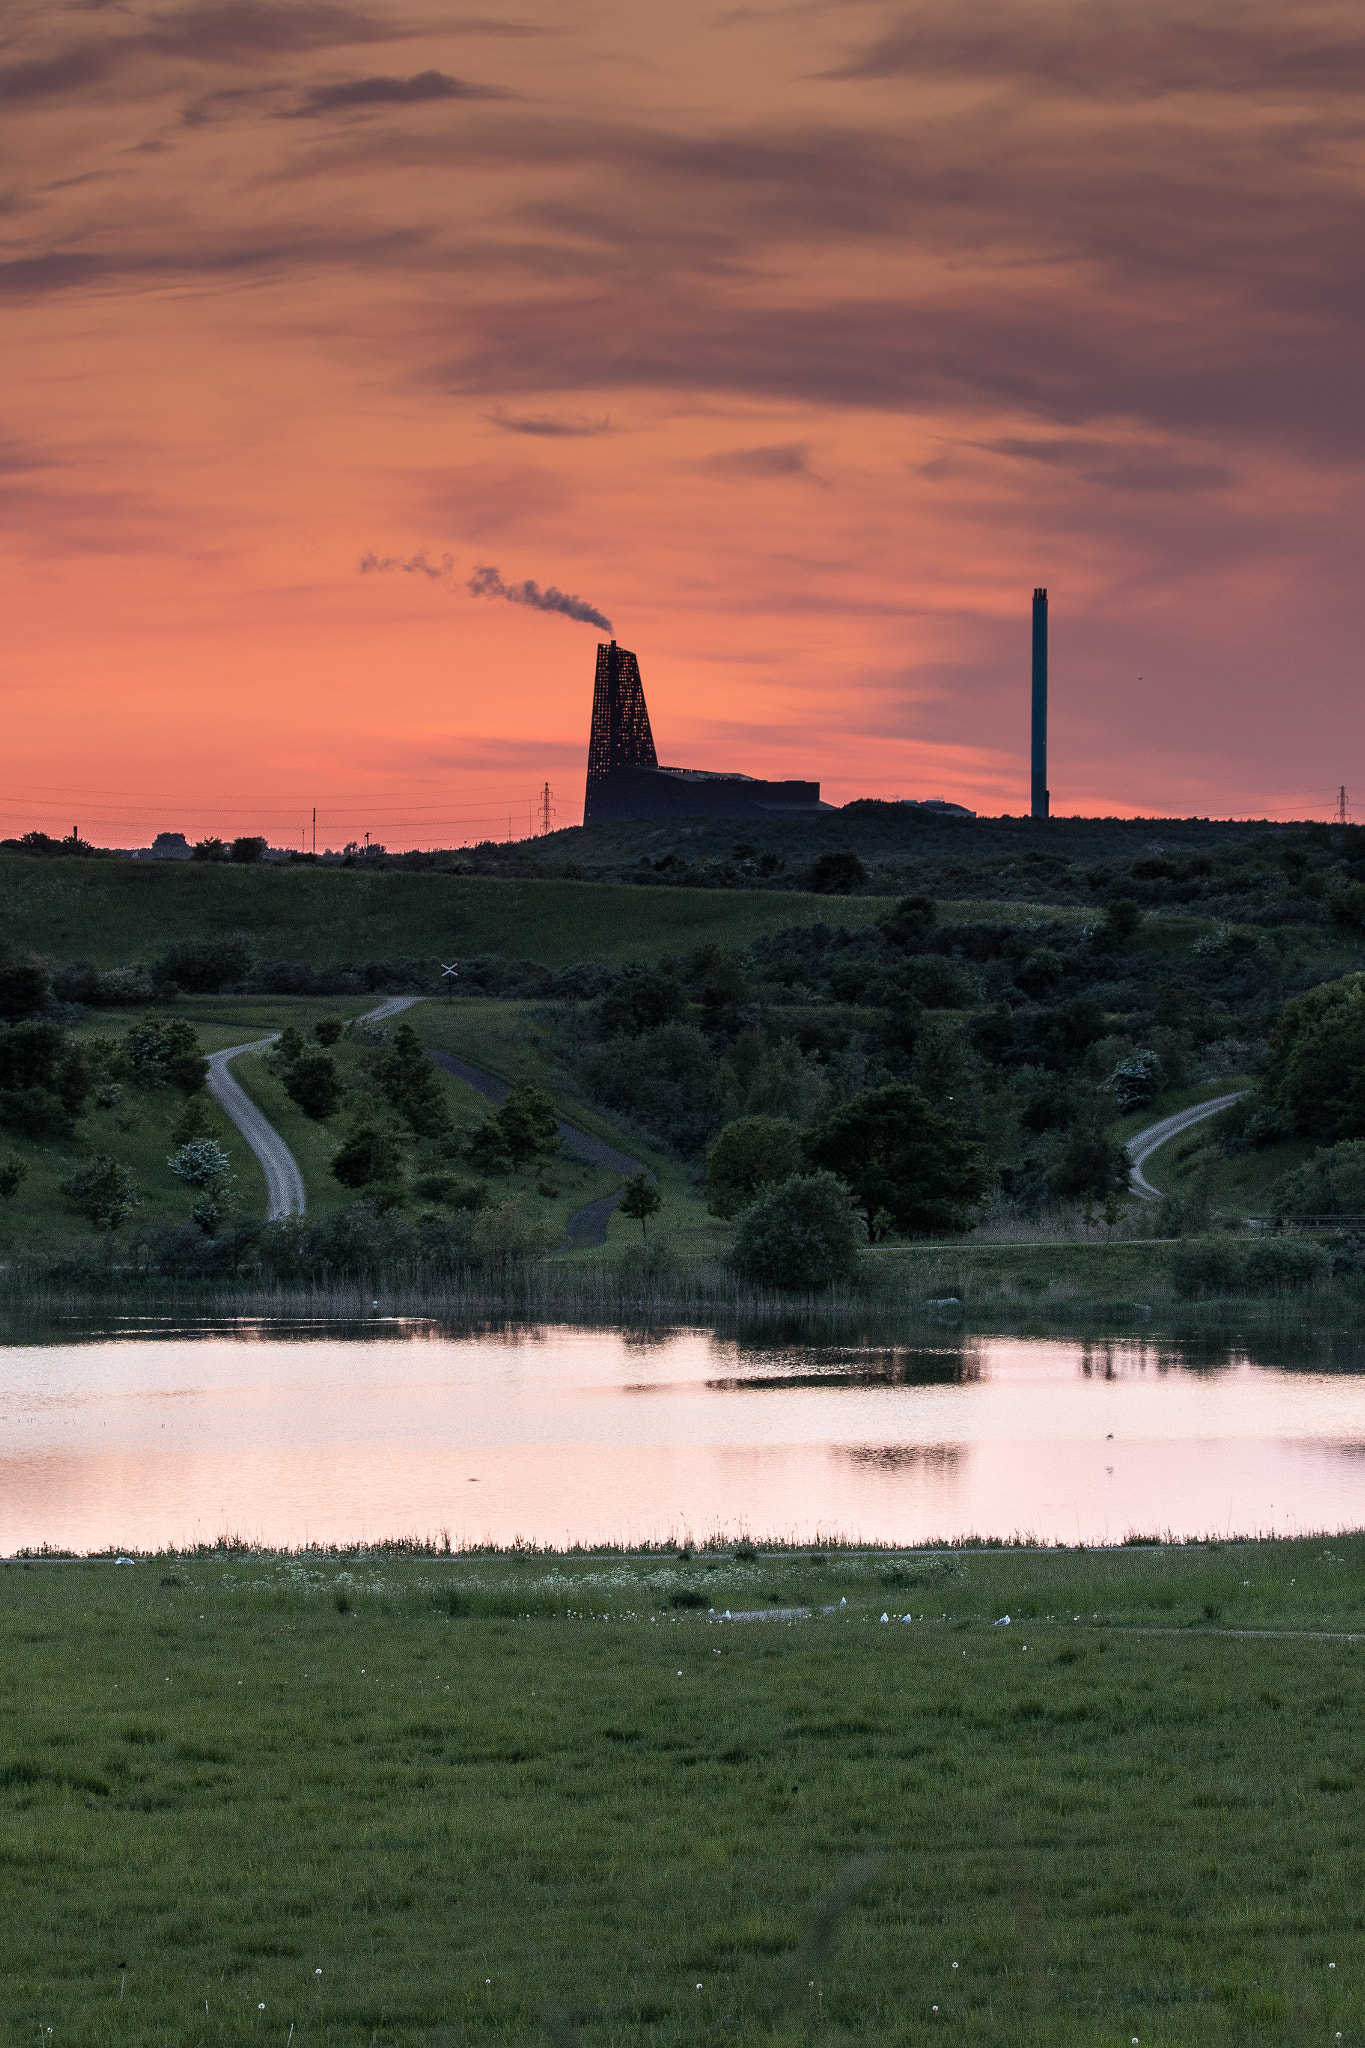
[585,640,657,824]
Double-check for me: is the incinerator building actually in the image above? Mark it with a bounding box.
[583,641,831,826]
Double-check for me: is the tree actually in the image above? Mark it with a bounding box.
[284,1050,343,1120]
[618,1170,662,1240]
[1264,972,1365,1140]
[167,1138,238,1236]
[726,1172,863,1290]
[1044,1121,1130,1202]
[230,835,266,863]
[1270,1139,1365,1218]
[1107,1048,1163,1111]
[495,1081,560,1166]
[154,937,252,994]
[124,1014,208,1093]
[332,1120,404,1191]
[191,837,227,862]
[61,1156,140,1232]
[466,1120,511,1173]
[1096,896,1144,948]
[806,849,868,895]
[596,967,685,1038]
[876,893,937,948]
[705,1116,804,1218]
[374,1023,451,1137]
[170,1092,219,1147]
[313,1018,344,1047]
[0,1156,27,1203]
[803,1082,991,1239]
[0,1019,92,1137]
[0,957,53,1021]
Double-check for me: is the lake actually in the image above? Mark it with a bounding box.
[3,1317,1365,1552]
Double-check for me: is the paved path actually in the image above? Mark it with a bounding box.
[1126,1090,1248,1201]
[206,1036,303,1221]
[424,1045,645,1246]
[206,994,645,1246]
[206,997,417,1223]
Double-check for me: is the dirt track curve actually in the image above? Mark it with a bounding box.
[1126,1089,1247,1202]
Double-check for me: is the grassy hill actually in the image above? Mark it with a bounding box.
[0,857,899,971]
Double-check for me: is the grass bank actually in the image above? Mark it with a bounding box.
[2,1538,1364,2047]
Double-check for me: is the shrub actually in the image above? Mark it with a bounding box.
[595,967,685,1038]
[572,1023,723,1157]
[191,837,228,862]
[283,1051,343,1121]
[0,1156,28,1202]
[806,850,868,894]
[1171,1238,1244,1297]
[153,936,253,994]
[1045,1122,1130,1201]
[896,957,981,1009]
[313,1018,344,1047]
[0,957,52,1021]
[876,894,937,947]
[61,1156,140,1232]
[1108,1047,1164,1111]
[1242,1238,1330,1291]
[0,1019,91,1136]
[332,1121,404,1190]
[230,836,266,864]
[726,1171,863,1290]
[1096,897,1144,947]
[124,1014,208,1093]
[1269,1140,1365,1218]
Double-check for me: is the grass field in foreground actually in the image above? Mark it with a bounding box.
[2,1539,1364,2048]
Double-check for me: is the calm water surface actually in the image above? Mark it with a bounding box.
[3,1318,1365,1550]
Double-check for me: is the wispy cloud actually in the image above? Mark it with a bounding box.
[358,549,454,578]
[487,408,611,437]
[285,68,505,116]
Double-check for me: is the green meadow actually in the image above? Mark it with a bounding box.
[3,1539,1364,2048]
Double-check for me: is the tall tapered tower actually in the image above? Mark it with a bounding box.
[1030,588,1049,819]
[585,640,657,824]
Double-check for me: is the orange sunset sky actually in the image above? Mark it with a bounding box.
[3,0,1362,845]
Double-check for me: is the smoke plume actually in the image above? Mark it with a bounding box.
[358,550,454,580]
[468,563,612,632]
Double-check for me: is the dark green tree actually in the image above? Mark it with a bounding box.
[466,1120,511,1173]
[1264,973,1365,1140]
[375,1023,451,1137]
[705,1116,804,1219]
[313,1018,344,1047]
[124,1014,208,1093]
[0,957,53,1021]
[618,1170,662,1240]
[804,1082,990,1239]
[284,1051,343,1121]
[61,1156,140,1233]
[597,967,685,1038]
[1044,1121,1130,1201]
[806,849,868,894]
[0,1020,92,1136]
[876,893,937,947]
[725,1171,862,1290]
[1095,896,1144,948]
[495,1081,561,1166]
[191,837,227,862]
[230,836,266,863]
[332,1120,404,1191]
[0,1156,27,1203]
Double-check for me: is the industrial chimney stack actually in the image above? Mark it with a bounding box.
[1031,587,1049,819]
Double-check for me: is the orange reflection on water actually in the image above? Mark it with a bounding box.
[3,1326,1365,1552]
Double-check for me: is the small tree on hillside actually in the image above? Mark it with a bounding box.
[803,1083,991,1239]
[726,1172,862,1290]
[332,1121,404,1192]
[0,1156,28,1204]
[284,1051,343,1121]
[62,1157,140,1234]
[496,1081,561,1166]
[618,1170,662,1241]
[375,1024,451,1138]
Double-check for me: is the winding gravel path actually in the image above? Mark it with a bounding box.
[206,997,419,1222]
[1126,1090,1248,1201]
[207,993,644,1245]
